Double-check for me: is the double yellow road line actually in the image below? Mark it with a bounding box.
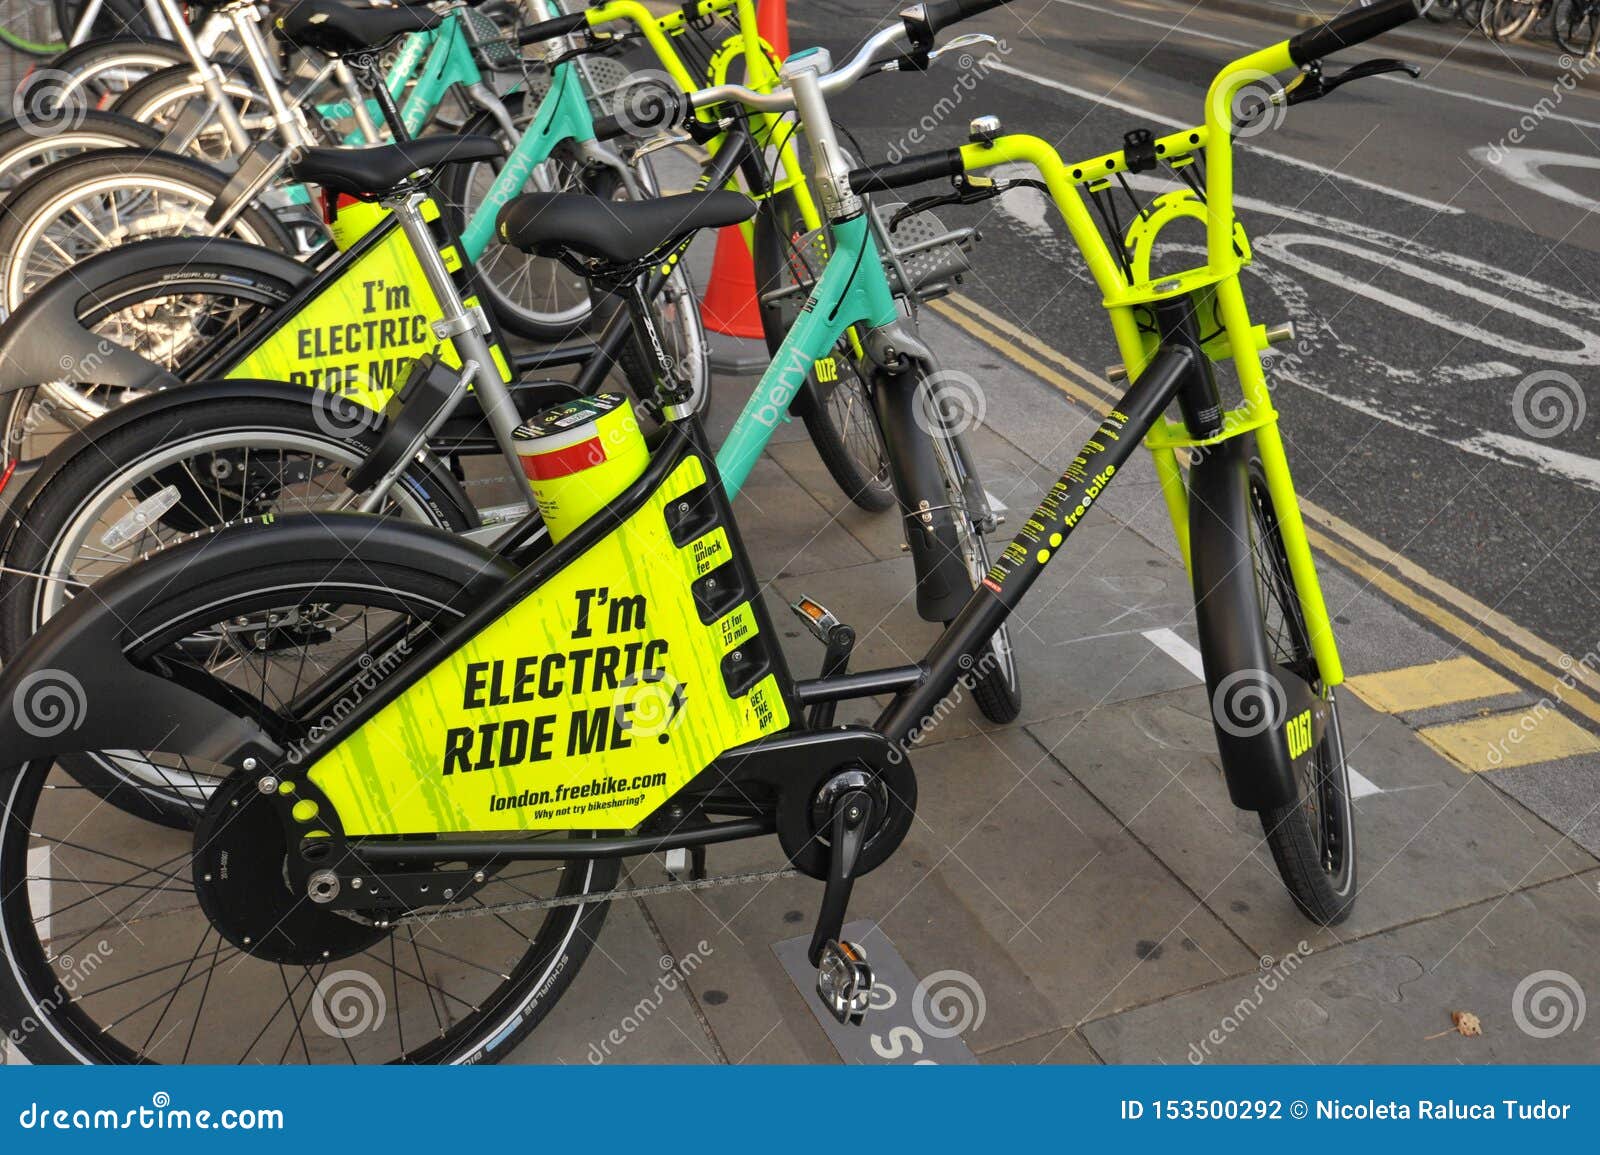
[930,292,1600,769]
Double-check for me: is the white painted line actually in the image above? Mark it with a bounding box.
[987,61,1466,214]
[1143,627,1207,680]
[1471,146,1600,214]
[1048,0,1600,130]
[1141,628,1389,797]
[1349,768,1385,798]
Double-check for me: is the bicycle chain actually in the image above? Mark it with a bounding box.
[350,867,801,928]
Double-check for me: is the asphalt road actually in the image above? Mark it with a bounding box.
[790,0,1600,667]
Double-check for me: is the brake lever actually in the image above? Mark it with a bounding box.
[882,32,999,73]
[887,172,1042,233]
[1282,57,1419,108]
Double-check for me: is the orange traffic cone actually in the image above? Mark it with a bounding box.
[699,227,765,340]
[757,0,790,62]
[698,0,790,345]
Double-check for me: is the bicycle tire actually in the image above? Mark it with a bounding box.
[0,148,294,316]
[1552,0,1600,52]
[1235,452,1357,925]
[0,526,617,1064]
[19,34,190,105]
[0,109,163,197]
[753,185,896,512]
[0,395,477,829]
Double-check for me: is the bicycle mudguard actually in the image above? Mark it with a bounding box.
[1187,437,1327,812]
[0,517,511,769]
[0,238,311,394]
[301,436,796,837]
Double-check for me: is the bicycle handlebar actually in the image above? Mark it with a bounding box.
[1287,0,1420,65]
[918,0,1014,36]
[846,149,965,193]
[517,10,588,46]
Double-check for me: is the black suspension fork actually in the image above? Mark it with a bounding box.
[874,345,1201,744]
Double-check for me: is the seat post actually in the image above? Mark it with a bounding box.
[388,192,536,508]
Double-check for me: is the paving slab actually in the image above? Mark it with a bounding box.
[1026,688,1598,959]
[510,897,719,1065]
[1081,871,1600,1064]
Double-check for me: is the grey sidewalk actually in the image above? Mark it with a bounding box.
[507,308,1600,1066]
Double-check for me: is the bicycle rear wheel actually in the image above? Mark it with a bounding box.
[0,148,293,315]
[0,532,617,1064]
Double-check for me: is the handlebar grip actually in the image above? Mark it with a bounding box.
[847,149,964,194]
[592,89,690,142]
[917,0,1014,36]
[1286,0,1420,65]
[517,10,588,46]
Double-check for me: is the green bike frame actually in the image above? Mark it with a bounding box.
[714,213,896,494]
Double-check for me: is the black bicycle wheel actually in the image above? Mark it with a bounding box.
[0,396,476,830]
[0,148,294,314]
[1553,0,1600,53]
[0,110,162,197]
[0,533,617,1063]
[753,185,895,512]
[1243,458,1357,925]
[3,251,307,461]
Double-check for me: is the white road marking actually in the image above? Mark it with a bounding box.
[1463,430,1600,489]
[1349,768,1385,798]
[1143,627,1207,680]
[987,61,1466,214]
[1048,0,1600,131]
[1471,146,1600,214]
[1249,232,1600,364]
[1141,629,1387,796]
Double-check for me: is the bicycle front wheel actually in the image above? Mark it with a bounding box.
[1242,456,1357,924]
[1553,0,1600,53]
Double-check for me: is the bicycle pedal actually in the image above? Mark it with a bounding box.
[815,939,873,1025]
[789,596,842,644]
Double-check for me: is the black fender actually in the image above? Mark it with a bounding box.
[0,515,515,769]
[0,378,474,562]
[869,354,973,624]
[0,237,311,393]
[1188,437,1322,811]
